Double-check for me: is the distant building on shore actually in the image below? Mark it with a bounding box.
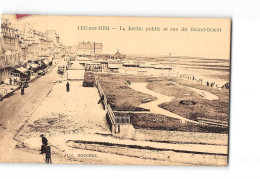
[113,51,125,60]
[77,41,102,56]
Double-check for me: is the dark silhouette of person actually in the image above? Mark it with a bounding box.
[21,86,25,95]
[126,79,131,85]
[45,145,52,164]
[40,134,48,154]
[40,134,52,163]
[41,134,48,145]
[98,94,104,104]
[66,82,70,92]
[98,94,105,109]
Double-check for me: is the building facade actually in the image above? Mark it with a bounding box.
[0,18,66,84]
[0,20,22,83]
[77,41,102,56]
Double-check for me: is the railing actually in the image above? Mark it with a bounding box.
[107,104,116,124]
[95,76,115,125]
[95,76,131,130]
[197,117,228,127]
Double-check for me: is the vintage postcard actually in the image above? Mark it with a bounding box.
[0,15,231,166]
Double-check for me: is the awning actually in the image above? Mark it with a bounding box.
[29,63,40,69]
[42,59,50,65]
[15,67,29,74]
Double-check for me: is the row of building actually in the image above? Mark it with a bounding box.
[0,19,67,84]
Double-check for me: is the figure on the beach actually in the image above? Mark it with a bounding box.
[224,82,229,89]
[127,79,131,85]
[211,82,215,87]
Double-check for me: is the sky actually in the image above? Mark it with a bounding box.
[2,15,231,59]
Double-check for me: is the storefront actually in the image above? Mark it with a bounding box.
[10,67,30,82]
[41,59,51,68]
[0,66,12,84]
[28,63,40,72]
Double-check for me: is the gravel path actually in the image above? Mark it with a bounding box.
[129,83,197,123]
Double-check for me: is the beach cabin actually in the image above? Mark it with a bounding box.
[123,61,139,67]
[154,65,172,70]
[67,61,85,80]
[108,64,119,73]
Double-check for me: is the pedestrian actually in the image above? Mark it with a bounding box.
[41,134,48,146]
[98,94,104,104]
[66,82,70,92]
[45,145,52,164]
[40,134,51,163]
[9,78,12,85]
[40,134,48,154]
[21,86,25,95]
[225,82,229,89]
[98,94,105,109]
[126,79,131,85]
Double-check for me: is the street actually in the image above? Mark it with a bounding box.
[0,60,108,163]
[0,62,62,162]
[1,61,165,165]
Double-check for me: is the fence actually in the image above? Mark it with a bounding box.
[95,76,131,134]
[197,117,228,127]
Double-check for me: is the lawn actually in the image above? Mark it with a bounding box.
[99,74,229,133]
[114,112,228,134]
[147,78,230,121]
[99,73,156,111]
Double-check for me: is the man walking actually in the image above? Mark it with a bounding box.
[66,82,70,92]
[9,78,12,85]
[40,134,51,164]
[40,134,48,154]
[21,85,25,95]
[41,134,48,145]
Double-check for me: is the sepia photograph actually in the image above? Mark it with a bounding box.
[0,14,231,166]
